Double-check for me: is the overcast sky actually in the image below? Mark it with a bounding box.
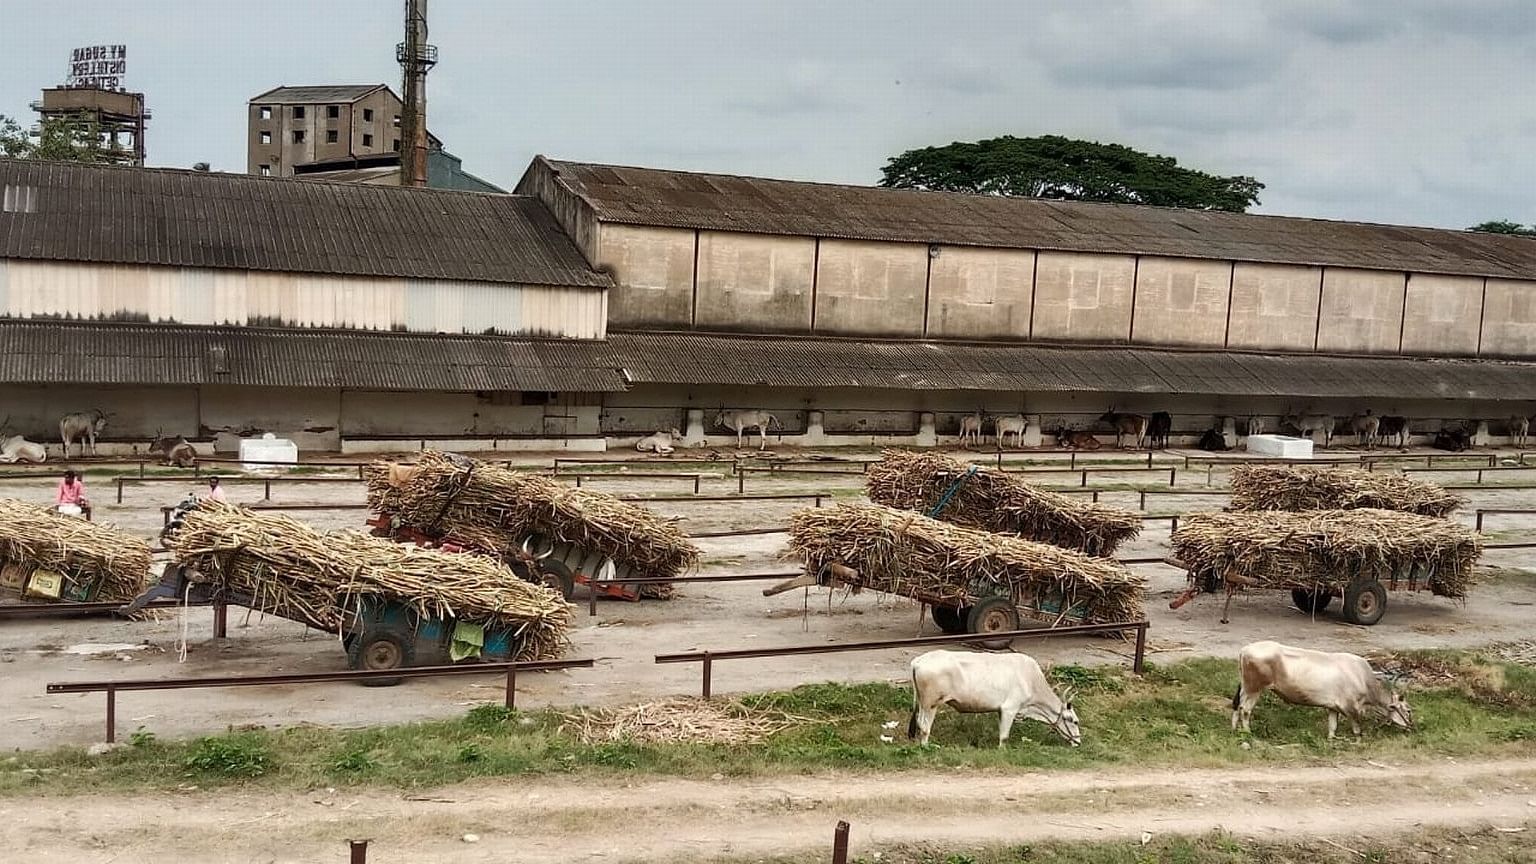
[2,0,1533,228]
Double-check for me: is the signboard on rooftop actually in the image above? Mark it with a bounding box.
[66,44,127,90]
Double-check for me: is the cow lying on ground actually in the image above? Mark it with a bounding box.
[1434,424,1472,452]
[1232,640,1413,739]
[908,649,1081,748]
[1054,427,1102,450]
[635,428,682,455]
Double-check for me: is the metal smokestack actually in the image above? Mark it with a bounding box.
[396,0,437,187]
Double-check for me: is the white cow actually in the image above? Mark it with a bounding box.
[715,410,778,450]
[1246,416,1266,438]
[958,412,984,449]
[60,409,109,458]
[635,428,682,455]
[0,435,46,463]
[1510,415,1530,448]
[908,649,1081,748]
[1232,640,1414,739]
[992,415,1029,450]
[1283,411,1336,448]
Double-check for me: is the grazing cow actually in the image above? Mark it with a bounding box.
[958,412,984,449]
[907,650,1081,748]
[714,410,778,450]
[1283,411,1335,448]
[1377,416,1409,449]
[1054,427,1102,450]
[1349,411,1381,450]
[1147,412,1172,449]
[635,428,682,455]
[992,415,1028,450]
[60,409,109,458]
[1245,416,1266,438]
[149,432,197,468]
[1098,409,1148,449]
[1433,424,1473,452]
[1232,640,1413,739]
[1510,416,1530,448]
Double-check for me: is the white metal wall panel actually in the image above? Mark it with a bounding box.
[0,259,602,337]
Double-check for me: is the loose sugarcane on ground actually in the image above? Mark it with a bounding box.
[1171,508,1481,599]
[0,500,151,603]
[167,502,571,661]
[1228,465,1464,517]
[787,503,1145,626]
[366,451,697,599]
[865,450,1141,557]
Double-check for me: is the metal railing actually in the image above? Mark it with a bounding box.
[47,657,595,742]
[655,620,1149,698]
[117,474,361,502]
[1475,507,1536,532]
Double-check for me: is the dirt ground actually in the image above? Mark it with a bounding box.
[4,756,1535,863]
[2,447,1535,751]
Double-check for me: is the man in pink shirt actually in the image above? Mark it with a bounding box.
[55,470,91,520]
[203,477,227,502]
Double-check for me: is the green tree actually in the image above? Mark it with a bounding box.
[0,112,111,163]
[879,134,1264,212]
[1468,219,1536,237]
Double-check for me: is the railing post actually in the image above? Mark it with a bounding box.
[1170,515,1179,533]
[701,652,713,700]
[504,665,518,709]
[1079,469,1087,487]
[1138,490,1147,510]
[575,475,584,488]
[588,581,599,617]
[104,686,116,743]
[116,477,124,504]
[694,475,701,495]
[1476,510,1485,532]
[1133,624,1147,675]
[349,839,369,864]
[831,821,851,864]
[1147,450,1153,468]
[265,478,272,500]
[738,471,745,494]
[1168,467,1176,487]
[213,602,228,639]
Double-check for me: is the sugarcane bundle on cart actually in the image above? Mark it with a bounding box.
[865,450,1141,557]
[1228,465,1464,517]
[1169,508,1481,625]
[365,451,699,601]
[155,502,571,674]
[0,500,151,604]
[770,503,1146,637]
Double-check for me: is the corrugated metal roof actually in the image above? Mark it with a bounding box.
[605,331,1536,401]
[250,85,387,104]
[0,160,611,289]
[538,157,1536,282]
[0,322,626,392]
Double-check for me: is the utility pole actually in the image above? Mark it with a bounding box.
[396,0,437,187]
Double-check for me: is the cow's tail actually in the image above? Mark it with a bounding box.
[906,666,919,740]
[1231,683,1243,711]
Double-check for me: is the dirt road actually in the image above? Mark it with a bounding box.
[4,757,1535,863]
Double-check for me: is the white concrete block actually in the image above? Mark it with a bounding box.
[915,412,937,448]
[1245,434,1314,459]
[238,434,298,467]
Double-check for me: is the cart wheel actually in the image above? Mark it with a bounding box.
[538,560,576,601]
[1291,588,1333,616]
[347,628,413,687]
[930,605,966,634]
[966,596,1021,647]
[1341,577,1387,626]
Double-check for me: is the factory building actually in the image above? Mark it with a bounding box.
[2,155,1535,453]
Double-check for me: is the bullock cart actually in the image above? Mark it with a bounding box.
[365,451,700,601]
[768,503,1145,640]
[129,502,570,683]
[866,450,1141,557]
[0,500,150,606]
[1169,509,1480,625]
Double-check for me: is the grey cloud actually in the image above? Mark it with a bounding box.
[723,87,858,118]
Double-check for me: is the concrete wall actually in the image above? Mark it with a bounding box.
[925,246,1034,339]
[1226,262,1323,351]
[1316,268,1406,353]
[812,239,928,336]
[1030,252,1136,342]
[1402,274,1484,356]
[695,231,814,332]
[594,225,695,328]
[515,158,602,264]
[0,259,606,338]
[1480,278,1536,358]
[1131,256,1231,347]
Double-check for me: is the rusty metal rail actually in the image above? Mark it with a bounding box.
[0,598,207,617]
[47,657,596,743]
[1137,488,1230,509]
[1475,508,1536,532]
[567,471,712,493]
[655,620,1150,698]
[117,474,361,503]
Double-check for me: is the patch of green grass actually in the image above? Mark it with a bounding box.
[4,654,1535,796]
[786,827,1536,864]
